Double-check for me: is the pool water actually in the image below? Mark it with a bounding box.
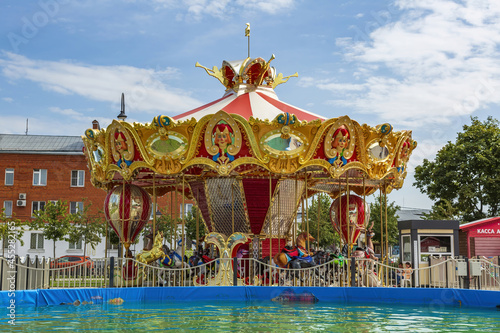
[4,300,500,332]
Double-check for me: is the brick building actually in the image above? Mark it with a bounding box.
[0,133,192,259]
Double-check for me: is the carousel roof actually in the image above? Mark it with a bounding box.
[173,56,325,122]
[173,85,325,122]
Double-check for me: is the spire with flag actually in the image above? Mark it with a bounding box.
[245,23,250,58]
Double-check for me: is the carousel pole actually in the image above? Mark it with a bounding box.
[301,196,305,235]
[317,194,320,250]
[305,172,310,252]
[153,173,157,239]
[232,180,235,234]
[384,183,389,263]
[338,177,343,252]
[379,187,384,261]
[269,172,273,260]
[294,175,298,246]
[121,178,126,259]
[278,181,281,252]
[196,188,200,250]
[363,176,367,249]
[182,175,186,285]
[105,219,108,260]
[152,173,157,286]
[170,187,173,250]
[175,181,179,241]
[346,173,350,257]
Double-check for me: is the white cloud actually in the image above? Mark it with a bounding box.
[151,0,295,19]
[0,52,201,115]
[327,0,500,128]
[2,97,13,103]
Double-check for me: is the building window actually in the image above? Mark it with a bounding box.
[69,239,82,250]
[71,170,85,187]
[32,201,46,217]
[70,201,84,214]
[5,168,14,186]
[180,203,193,217]
[402,235,411,262]
[3,201,13,217]
[33,169,47,186]
[30,233,44,249]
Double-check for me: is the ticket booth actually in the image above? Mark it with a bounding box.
[398,220,460,286]
[459,216,500,257]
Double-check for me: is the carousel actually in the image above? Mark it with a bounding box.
[82,50,416,286]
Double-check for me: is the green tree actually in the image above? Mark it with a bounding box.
[0,208,25,257]
[305,193,339,250]
[422,199,459,221]
[142,210,179,248]
[30,200,71,259]
[185,207,206,246]
[67,201,106,257]
[414,116,500,222]
[369,195,400,247]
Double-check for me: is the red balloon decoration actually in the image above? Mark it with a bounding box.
[104,184,152,253]
[329,194,370,246]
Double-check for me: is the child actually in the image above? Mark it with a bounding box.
[401,262,413,287]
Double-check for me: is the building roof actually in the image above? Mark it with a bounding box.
[0,134,84,155]
[396,208,431,221]
[459,216,500,230]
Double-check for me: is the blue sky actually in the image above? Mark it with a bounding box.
[1,0,499,210]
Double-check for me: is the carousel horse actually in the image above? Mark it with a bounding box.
[136,232,165,265]
[274,232,315,268]
[189,244,214,267]
[159,238,190,269]
[188,244,221,285]
[287,250,327,269]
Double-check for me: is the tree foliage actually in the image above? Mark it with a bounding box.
[369,195,400,247]
[30,200,71,259]
[305,193,340,250]
[422,199,459,221]
[0,208,26,257]
[67,200,106,256]
[414,117,500,222]
[142,209,180,247]
[185,207,206,244]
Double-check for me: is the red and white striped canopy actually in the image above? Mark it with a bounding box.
[173,85,325,122]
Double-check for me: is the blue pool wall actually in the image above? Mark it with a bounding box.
[1,287,499,308]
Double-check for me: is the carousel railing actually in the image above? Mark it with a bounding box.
[1,256,499,290]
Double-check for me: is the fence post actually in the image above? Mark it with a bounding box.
[35,255,39,290]
[464,257,470,289]
[109,257,114,288]
[14,256,19,291]
[25,254,30,290]
[350,257,356,287]
[0,257,3,291]
[233,257,238,286]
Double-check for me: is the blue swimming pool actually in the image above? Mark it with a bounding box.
[2,287,500,331]
[4,300,500,332]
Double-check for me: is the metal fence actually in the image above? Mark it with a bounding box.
[1,255,499,291]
